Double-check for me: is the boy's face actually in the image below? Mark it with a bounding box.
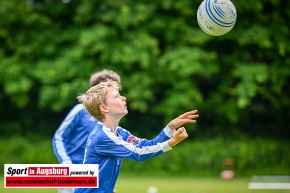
[105,87,128,117]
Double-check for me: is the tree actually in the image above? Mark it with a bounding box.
[0,0,289,139]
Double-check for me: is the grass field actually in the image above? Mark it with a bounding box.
[2,176,290,193]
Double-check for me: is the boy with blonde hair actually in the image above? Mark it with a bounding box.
[52,70,121,193]
[75,80,199,193]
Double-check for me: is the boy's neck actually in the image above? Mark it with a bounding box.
[102,119,119,133]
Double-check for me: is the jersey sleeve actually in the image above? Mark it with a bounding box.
[120,126,175,147]
[91,127,172,162]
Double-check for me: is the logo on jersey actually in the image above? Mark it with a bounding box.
[127,135,141,146]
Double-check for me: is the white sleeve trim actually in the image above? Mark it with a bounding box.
[164,126,176,138]
[160,141,172,152]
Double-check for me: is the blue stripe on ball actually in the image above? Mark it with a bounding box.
[205,0,236,27]
[213,5,225,19]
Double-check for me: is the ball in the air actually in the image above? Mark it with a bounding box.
[197,0,237,36]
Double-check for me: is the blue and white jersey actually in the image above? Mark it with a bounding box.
[52,104,98,164]
[74,123,174,193]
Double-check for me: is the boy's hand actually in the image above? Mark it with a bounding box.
[167,127,188,147]
[167,110,199,130]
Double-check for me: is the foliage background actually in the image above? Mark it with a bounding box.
[0,0,289,176]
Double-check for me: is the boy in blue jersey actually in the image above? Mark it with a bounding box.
[76,80,199,193]
[52,70,121,193]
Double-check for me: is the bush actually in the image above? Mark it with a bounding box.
[121,137,290,176]
[1,136,289,177]
[0,136,57,172]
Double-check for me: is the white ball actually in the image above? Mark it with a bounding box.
[147,186,158,193]
[197,0,237,36]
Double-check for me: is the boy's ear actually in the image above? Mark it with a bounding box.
[99,104,109,113]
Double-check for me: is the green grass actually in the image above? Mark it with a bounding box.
[2,176,290,193]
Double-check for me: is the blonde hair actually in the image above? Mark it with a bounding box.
[89,69,122,90]
[77,80,120,121]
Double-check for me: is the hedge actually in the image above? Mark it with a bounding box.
[1,136,289,177]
